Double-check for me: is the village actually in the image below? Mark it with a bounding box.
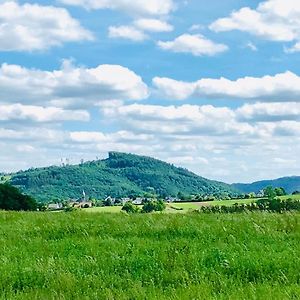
[47,190,182,211]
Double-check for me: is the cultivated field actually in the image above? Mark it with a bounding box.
[0,211,299,299]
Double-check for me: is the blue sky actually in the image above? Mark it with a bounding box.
[0,0,300,183]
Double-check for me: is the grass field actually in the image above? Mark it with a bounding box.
[84,195,300,214]
[85,206,122,213]
[0,211,299,299]
[170,199,258,211]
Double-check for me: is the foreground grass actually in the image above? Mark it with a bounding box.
[0,211,299,299]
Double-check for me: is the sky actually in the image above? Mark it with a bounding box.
[0,0,300,183]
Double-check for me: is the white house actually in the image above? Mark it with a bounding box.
[48,203,63,210]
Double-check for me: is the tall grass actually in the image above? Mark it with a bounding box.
[0,211,299,299]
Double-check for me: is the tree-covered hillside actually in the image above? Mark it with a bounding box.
[8,152,238,202]
[232,176,300,194]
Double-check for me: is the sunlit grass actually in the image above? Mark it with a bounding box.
[84,206,122,213]
[0,211,299,299]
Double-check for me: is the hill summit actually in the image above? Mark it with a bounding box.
[8,152,237,202]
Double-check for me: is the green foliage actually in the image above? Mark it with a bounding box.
[142,200,166,213]
[264,186,276,199]
[0,183,37,211]
[0,211,299,299]
[274,187,286,196]
[200,198,300,213]
[9,152,238,202]
[121,201,140,213]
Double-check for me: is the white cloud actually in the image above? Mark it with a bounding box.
[0,104,90,123]
[157,34,228,56]
[60,0,175,16]
[246,42,258,51]
[0,127,67,143]
[189,24,204,31]
[102,103,254,136]
[236,102,300,122]
[0,61,149,108]
[108,25,148,41]
[102,102,300,139]
[284,42,300,53]
[210,0,300,52]
[153,71,300,101]
[70,131,109,143]
[1,102,299,183]
[109,19,173,42]
[134,19,173,32]
[0,1,93,51]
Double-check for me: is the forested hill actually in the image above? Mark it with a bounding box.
[8,152,237,202]
[232,176,300,194]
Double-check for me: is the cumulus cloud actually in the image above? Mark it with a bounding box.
[134,19,173,32]
[108,25,148,41]
[0,61,149,108]
[0,1,93,51]
[157,34,228,56]
[109,19,173,42]
[60,0,175,17]
[102,103,255,136]
[0,104,90,123]
[1,102,299,182]
[153,71,300,101]
[102,103,300,138]
[210,0,300,52]
[236,102,300,122]
[0,127,67,143]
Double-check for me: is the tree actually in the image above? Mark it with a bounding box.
[142,200,166,213]
[0,183,37,211]
[274,187,286,196]
[249,192,256,199]
[263,186,276,200]
[121,201,140,213]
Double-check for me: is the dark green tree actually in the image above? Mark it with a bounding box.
[142,200,166,213]
[0,183,37,211]
[263,186,276,200]
[274,187,286,196]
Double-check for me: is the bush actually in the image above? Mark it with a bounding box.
[199,198,300,214]
[121,202,140,213]
[142,200,166,213]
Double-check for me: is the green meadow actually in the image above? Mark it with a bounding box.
[0,211,299,299]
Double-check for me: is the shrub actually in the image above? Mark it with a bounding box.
[142,200,166,213]
[199,198,300,214]
[121,202,140,213]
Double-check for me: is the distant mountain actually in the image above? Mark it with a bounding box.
[8,152,238,202]
[232,176,300,194]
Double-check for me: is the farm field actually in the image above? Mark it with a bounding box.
[0,211,299,299]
